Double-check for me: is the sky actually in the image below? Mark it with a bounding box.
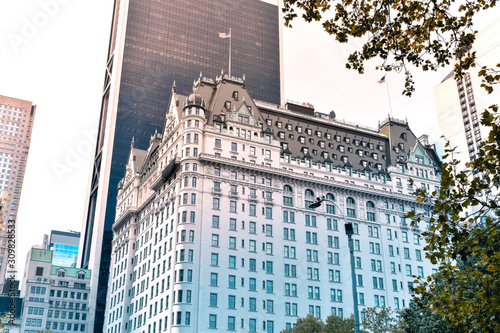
[0,0,498,279]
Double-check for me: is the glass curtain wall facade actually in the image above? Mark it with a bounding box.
[79,1,281,332]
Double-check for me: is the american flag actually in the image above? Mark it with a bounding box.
[218,30,231,38]
[378,75,386,84]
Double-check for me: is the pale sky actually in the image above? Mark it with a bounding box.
[0,0,497,279]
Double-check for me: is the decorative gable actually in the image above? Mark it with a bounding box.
[228,101,258,126]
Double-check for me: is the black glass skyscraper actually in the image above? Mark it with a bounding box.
[79,0,281,331]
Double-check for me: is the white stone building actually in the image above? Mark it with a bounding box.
[104,74,441,333]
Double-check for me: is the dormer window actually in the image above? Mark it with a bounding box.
[344,137,351,144]
[225,101,231,110]
[233,91,239,100]
[368,143,374,149]
[398,143,404,150]
[401,133,407,141]
[276,121,282,129]
[378,145,384,151]
[296,126,303,133]
[372,153,378,160]
[306,128,312,135]
[77,272,86,280]
[57,269,66,277]
[361,141,367,147]
[309,138,314,144]
[266,119,272,126]
[335,135,341,142]
[338,145,345,153]
[286,123,292,131]
[278,131,285,139]
[357,149,364,157]
[328,143,334,148]
[299,136,305,144]
[354,139,360,146]
[325,133,331,140]
[316,130,322,137]
[318,141,325,148]
[302,147,309,154]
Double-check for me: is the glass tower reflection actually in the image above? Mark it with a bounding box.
[80,1,281,331]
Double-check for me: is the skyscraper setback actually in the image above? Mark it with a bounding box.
[79,1,282,331]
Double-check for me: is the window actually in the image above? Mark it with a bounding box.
[209,314,217,328]
[406,264,412,276]
[230,201,237,213]
[347,208,356,218]
[305,215,317,227]
[265,207,272,219]
[367,212,376,222]
[213,198,220,210]
[416,249,422,261]
[229,237,236,249]
[249,204,256,216]
[211,253,219,266]
[228,275,236,288]
[327,219,338,231]
[283,196,293,206]
[404,247,410,259]
[249,278,256,291]
[210,273,218,286]
[306,232,318,244]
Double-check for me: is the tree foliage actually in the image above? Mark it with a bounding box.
[324,314,354,332]
[361,307,403,333]
[282,0,497,96]
[281,314,354,333]
[280,314,324,333]
[398,303,458,333]
[408,105,500,332]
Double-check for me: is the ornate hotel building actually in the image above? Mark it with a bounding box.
[104,74,441,333]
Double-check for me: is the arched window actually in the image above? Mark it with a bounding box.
[283,185,293,193]
[366,201,375,208]
[305,189,314,197]
[326,193,335,201]
[346,197,356,204]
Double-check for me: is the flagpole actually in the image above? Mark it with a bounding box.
[228,28,232,77]
[385,74,393,117]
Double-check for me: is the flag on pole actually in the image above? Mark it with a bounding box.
[218,30,231,38]
[378,75,386,84]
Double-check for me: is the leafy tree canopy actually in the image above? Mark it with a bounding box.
[398,303,458,333]
[281,314,355,333]
[408,107,500,332]
[282,0,497,96]
[361,307,403,333]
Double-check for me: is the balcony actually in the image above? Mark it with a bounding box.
[212,187,222,196]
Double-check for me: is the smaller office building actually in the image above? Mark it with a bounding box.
[19,248,91,333]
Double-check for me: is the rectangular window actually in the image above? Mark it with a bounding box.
[210,273,218,286]
[209,314,217,328]
[213,198,220,210]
